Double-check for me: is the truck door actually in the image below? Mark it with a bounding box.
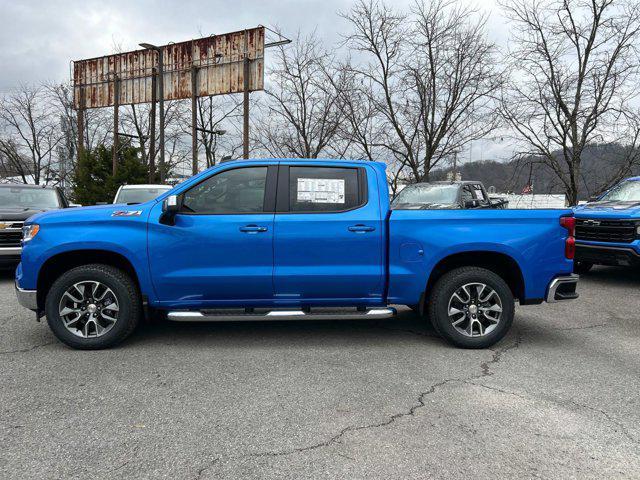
[272,165,384,303]
[148,165,277,306]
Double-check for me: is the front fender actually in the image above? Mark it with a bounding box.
[18,216,154,301]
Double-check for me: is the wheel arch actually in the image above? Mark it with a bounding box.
[422,251,525,311]
[36,250,141,311]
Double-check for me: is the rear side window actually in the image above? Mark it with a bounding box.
[288,166,364,212]
[461,185,474,203]
[181,167,267,214]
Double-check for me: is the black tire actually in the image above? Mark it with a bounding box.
[45,264,141,350]
[427,267,515,349]
[574,261,593,275]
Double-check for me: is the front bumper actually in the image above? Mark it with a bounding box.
[15,282,37,311]
[545,274,579,303]
[575,243,640,267]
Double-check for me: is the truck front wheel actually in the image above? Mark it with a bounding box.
[427,267,515,349]
[45,264,141,350]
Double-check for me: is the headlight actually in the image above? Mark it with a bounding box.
[22,224,40,242]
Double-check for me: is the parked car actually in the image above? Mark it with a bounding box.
[15,159,578,350]
[573,176,640,273]
[392,181,508,209]
[0,184,73,268]
[113,184,173,205]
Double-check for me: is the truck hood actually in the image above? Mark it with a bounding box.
[575,201,640,219]
[25,203,152,225]
[0,207,58,221]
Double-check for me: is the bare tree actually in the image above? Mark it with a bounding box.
[48,82,79,189]
[341,0,503,182]
[0,85,62,184]
[254,31,345,158]
[501,0,640,204]
[196,95,243,168]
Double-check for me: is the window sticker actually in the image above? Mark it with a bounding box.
[297,178,345,204]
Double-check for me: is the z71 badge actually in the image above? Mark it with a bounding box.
[111,210,142,217]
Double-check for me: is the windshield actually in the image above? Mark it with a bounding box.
[115,187,171,204]
[0,187,60,209]
[598,181,640,202]
[392,184,459,206]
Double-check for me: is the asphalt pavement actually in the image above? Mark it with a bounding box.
[0,267,639,479]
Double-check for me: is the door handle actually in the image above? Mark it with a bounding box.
[239,225,268,233]
[348,224,375,233]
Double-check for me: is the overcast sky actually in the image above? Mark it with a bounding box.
[0,0,511,160]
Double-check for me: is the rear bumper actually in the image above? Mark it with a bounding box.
[575,243,640,267]
[15,282,37,311]
[545,274,579,303]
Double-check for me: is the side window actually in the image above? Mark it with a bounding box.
[288,166,364,213]
[473,185,488,203]
[181,167,268,214]
[461,185,474,204]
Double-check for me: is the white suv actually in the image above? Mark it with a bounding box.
[113,184,172,205]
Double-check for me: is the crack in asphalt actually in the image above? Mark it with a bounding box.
[566,400,638,445]
[546,323,608,331]
[465,381,638,445]
[0,340,55,355]
[477,331,523,378]
[194,331,523,477]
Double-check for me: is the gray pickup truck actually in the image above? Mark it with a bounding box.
[392,181,508,210]
[0,184,71,268]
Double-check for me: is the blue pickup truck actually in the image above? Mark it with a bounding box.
[574,176,640,273]
[15,159,578,350]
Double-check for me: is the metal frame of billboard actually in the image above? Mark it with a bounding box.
[71,26,282,180]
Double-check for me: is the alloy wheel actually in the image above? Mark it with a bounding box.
[447,282,503,337]
[58,281,120,338]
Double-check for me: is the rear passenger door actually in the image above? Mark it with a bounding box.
[273,165,384,303]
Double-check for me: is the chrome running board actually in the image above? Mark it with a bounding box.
[166,307,396,322]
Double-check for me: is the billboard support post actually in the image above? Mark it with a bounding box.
[77,88,85,164]
[149,68,157,183]
[157,48,165,183]
[113,75,120,176]
[243,30,250,159]
[191,66,198,176]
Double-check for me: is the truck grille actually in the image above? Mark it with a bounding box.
[575,218,638,243]
[0,221,23,248]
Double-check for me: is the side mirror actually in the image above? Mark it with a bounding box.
[163,194,181,213]
[160,194,182,225]
[464,199,478,208]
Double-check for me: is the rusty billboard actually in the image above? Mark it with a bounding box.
[72,27,264,109]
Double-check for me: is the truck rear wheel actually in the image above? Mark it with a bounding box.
[427,267,514,349]
[45,264,141,350]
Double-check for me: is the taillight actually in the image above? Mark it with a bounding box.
[560,216,576,259]
[565,236,575,259]
[560,216,575,236]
